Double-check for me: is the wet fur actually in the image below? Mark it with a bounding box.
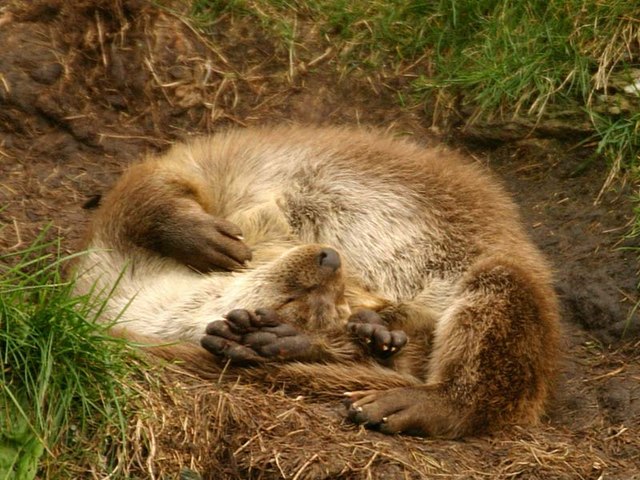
[73,126,561,438]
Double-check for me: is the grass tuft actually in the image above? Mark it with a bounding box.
[185,0,640,182]
[0,231,138,479]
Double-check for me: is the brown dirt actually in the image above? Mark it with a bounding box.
[1,1,639,479]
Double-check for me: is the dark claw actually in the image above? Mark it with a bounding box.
[389,331,408,351]
[373,327,392,351]
[347,309,407,358]
[347,404,378,427]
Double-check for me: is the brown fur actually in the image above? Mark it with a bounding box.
[73,125,561,438]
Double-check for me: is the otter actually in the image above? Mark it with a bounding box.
[73,126,561,438]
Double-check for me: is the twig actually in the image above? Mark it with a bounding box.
[583,366,625,382]
[95,11,109,68]
[292,453,319,480]
[10,218,23,250]
[307,47,334,67]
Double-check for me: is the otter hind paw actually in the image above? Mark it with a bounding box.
[347,309,407,358]
[201,309,311,363]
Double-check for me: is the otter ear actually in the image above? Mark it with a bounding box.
[83,194,102,210]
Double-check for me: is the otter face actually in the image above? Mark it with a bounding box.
[228,244,350,330]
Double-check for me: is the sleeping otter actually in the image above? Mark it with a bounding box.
[73,126,560,438]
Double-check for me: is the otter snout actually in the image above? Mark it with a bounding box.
[318,247,341,271]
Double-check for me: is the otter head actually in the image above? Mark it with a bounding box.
[229,244,350,330]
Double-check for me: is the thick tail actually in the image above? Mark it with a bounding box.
[114,327,420,399]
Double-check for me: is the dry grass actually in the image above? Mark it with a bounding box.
[40,336,638,479]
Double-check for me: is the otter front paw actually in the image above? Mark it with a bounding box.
[347,309,407,359]
[201,308,311,363]
[163,216,252,273]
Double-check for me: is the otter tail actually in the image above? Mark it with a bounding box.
[114,328,419,398]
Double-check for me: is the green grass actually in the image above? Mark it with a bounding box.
[187,0,640,179]
[0,232,138,479]
[413,1,640,172]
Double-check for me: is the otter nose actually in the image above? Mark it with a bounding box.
[317,247,341,271]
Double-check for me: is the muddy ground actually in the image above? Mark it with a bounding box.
[1,1,639,479]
